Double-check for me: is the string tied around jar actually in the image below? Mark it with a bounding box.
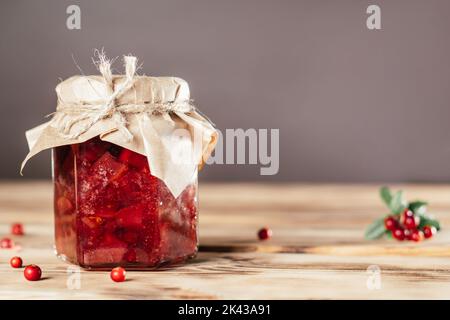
[51,50,195,142]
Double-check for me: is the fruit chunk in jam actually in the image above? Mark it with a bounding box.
[53,137,198,269]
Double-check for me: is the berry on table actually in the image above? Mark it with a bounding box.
[384,216,397,231]
[392,228,405,241]
[24,265,42,281]
[423,226,437,239]
[11,223,24,236]
[110,267,126,282]
[257,227,272,240]
[0,237,14,249]
[10,256,23,268]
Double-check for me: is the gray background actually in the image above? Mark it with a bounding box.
[1,0,450,183]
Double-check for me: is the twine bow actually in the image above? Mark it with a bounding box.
[52,51,194,141]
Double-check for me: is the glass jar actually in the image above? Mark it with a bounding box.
[52,136,198,269]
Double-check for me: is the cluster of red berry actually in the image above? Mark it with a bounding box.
[366,187,441,241]
[0,223,23,249]
[385,209,437,242]
[1,223,42,281]
[10,257,42,281]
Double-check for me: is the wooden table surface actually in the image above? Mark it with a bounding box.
[1,181,450,299]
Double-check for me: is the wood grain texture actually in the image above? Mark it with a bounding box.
[1,181,450,299]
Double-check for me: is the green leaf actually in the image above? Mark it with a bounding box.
[409,201,428,215]
[380,187,392,207]
[389,191,408,215]
[418,215,441,231]
[365,217,387,240]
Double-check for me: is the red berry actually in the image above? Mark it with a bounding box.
[384,216,397,231]
[11,223,24,236]
[404,215,420,230]
[403,209,414,218]
[257,227,272,240]
[10,256,23,268]
[0,237,14,249]
[410,229,424,242]
[423,226,437,239]
[392,228,405,241]
[24,265,42,281]
[401,209,414,224]
[403,229,412,240]
[110,267,126,282]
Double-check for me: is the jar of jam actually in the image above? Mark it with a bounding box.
[53,137,198,269]
[22,53,217,270]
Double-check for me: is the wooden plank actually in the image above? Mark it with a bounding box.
[1,181,450,299]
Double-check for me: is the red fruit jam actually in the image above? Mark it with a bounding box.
[53,137,198,269]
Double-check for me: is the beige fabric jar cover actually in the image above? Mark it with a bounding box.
[22,52,217,197]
